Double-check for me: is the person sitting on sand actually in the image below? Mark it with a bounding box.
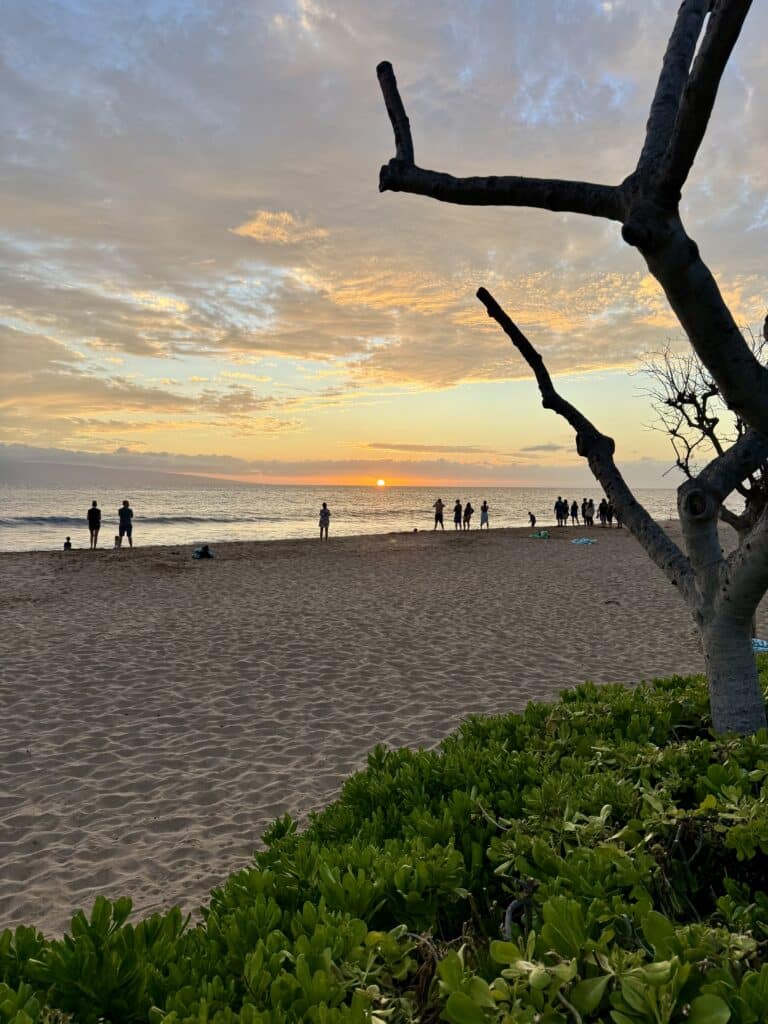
[453,500,462,530]
[63,536,72,550]
[433,497,445,531]
[463,501,474,530]
[480,500,489,529]
[528,511,536,528]
[87,500,101,550]
[118,499,134,548]
[319,502,330,540]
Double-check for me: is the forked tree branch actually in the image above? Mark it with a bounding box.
[476,286,694,597]
[637,0,710,179]
[376,62,625,221]
[654,0,753,202]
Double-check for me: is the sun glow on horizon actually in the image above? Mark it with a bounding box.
[376,479,386,487]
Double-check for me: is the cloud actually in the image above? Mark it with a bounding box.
[362,441,502,455]
[230,210,328,245]
[0,442,679,489]
[2,0,767,463]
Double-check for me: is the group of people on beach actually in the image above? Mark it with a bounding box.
[432,498,490,531]
[552,496,622,528]
[63,499,134,550]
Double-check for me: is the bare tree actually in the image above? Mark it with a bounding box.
[376,0,768,734]
[641,316,768,536]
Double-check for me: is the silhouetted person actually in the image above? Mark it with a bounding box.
[453,500,462,530]
[319,502,330,540]
[606,502,614,527]
[528,511,536,528]
[554,496,563,526]
[87,500,101,550]
[581,498,588,525]
[118,499,134,547]
[433,497,445,530]
[587,498,595,526]
[63,536,72,550]
[463,501,474,530]
[570,500,578,525]
[598,498,608,527]
[480,500,489,529]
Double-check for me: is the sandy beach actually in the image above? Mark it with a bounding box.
[1,522,764,937]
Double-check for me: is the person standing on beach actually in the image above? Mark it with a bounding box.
[528,511,536,528]
[480,500,489,529]
[87,500,101,550]
[453,500,463,530]
[463,501,474,530]
[587,498,595,527]
[581,498,588,525]
[118,499,134,548]
[319,501,330,540]
[433,497,445,530]
[63,536,72,550]
[554,496,564,526]
[570,500,579,525]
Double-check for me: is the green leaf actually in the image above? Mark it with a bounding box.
[443,991,490,1024]
[642,911,676,959]
[687,994,731,1024]
[490,940,521,965]
[570,974,611,1014]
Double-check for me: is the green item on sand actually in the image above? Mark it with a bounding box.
[530,529,550,539]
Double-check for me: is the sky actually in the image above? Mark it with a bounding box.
[1,0,766,487]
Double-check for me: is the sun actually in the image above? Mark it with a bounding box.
[376,479,386,487]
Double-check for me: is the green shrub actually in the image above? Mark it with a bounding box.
[4,660,768,1022]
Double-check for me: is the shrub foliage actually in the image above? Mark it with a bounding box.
[4,661,768,1022]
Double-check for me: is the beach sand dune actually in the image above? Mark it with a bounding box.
[1,524,764,935]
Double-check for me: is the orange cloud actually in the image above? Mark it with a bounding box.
[230,211,328,245]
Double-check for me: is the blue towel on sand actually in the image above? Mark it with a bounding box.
[571,538,597,545]
[752,639,768,652]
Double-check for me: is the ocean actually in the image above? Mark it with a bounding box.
[0,483,681,553]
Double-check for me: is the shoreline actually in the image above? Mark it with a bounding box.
[0,519,668,557]
[2,522,763,937]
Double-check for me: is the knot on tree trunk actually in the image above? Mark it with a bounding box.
[679,483,718,522]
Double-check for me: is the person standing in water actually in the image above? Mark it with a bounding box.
[87,500,101,550]
[433,497,445,531]
[319,502,331,541]
[480,500,489,529]
[118,499,134,548]
[463,501,474,530]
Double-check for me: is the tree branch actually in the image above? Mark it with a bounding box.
[637,0,710,179]
[719,506,768,621]
[654,0,754,203]
[376,61,415,164]
[696,429,768,502]
[476,286,693,597]
[376,62,625,221]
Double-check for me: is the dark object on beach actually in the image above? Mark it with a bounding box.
[193,544,214,560]
[63,536,72,550]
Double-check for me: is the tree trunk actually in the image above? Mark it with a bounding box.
[700,612,766,734]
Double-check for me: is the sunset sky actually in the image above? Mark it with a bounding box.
[2,0,766,487]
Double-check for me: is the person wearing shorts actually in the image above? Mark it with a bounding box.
[118,499,134,547]
[433,497,445,530]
